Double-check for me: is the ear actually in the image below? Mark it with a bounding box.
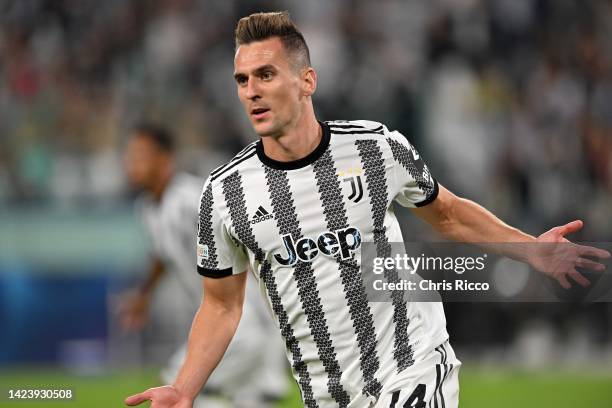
[301,67,317,97]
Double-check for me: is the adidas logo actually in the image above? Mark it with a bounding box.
[251,206,274,225]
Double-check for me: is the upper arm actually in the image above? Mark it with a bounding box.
[385,128,439,208]
[196,177,249,279]
[379,126,458,227]
[202,272,247,311]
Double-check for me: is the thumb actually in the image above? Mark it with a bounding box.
[557,220,583,237]
[125,390,152,406]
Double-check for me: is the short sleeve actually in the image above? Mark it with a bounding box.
[135,198,160,259]
[385,129,439,208]
[196,177,248,278]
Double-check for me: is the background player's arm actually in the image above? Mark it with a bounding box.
[411,184,609,288]
[125,272,247,407]
[120,258,166,331]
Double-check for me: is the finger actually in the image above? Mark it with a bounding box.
[558,274,571,289]
[557,220,583,237]
[125,390,152,406]
[569,269,591,288]
[576,257,606,272]
[577,245,611,259]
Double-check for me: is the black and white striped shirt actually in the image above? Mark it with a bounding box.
[140,173,203,304]
[196,120,448,407]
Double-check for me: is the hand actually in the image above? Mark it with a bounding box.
[528,220,610,289]
[125,385,193,408]
[119,291,150,331]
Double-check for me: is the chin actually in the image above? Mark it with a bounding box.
[253,122,280,138]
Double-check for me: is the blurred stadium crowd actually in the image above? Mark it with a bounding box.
[1,0,611,367]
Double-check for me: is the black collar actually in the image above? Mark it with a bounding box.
[256,121,330,170]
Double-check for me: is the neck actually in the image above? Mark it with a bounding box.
[260,108,321,162]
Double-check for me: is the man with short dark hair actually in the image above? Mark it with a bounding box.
[126,12,609,408]
[122,124,287,408]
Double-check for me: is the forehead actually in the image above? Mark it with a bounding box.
[128,134,159,152]
[234,37,290,72]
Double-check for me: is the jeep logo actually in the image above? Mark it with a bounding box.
[274,227,362,266]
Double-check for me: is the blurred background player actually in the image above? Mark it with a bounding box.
[121,124,288,408]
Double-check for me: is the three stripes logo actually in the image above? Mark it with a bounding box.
[251,205,274,224]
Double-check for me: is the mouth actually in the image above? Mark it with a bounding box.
[251,107,270,120]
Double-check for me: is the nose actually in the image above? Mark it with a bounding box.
[245,77,260,101]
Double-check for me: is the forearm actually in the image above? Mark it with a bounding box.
[140,259,165,295]
[172,295,242,400]
[440,197,532,242]
[430,193,536,263]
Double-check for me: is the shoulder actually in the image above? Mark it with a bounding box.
[326,120,420,166]
[325,119,386,137]
[173,172,204,193]
[200,141,260,207]
[164,173,206,209]
[207,141,259,185]
[326,119,406,154]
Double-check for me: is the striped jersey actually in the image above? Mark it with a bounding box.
[196,120,449,407]
[140,172,203,304]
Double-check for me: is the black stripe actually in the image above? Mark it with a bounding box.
[258,205,269,215]
[210,150,257,181]
[327,123,367,129]
[354,176,363,202]
[235,141,258,157]
[415,179,439,207]
[197,266,232,278]
[265,166,351,407]
[221,171,317,408]
[386,137,436,199]
[356,139,414,372]
[433,344,449,408]
[331,128,384,135]
[197,183,219,269]
[440,343,448,364]
[439,363,451,408]
[434,346,442,361]
[210,144,256,177]
[433,364,441,408]
[438,344,449,408]
[311,148,383,398]
[389,390,400,408]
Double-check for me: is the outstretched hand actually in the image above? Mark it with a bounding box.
[125,385,192,408]
[528,220,610,289]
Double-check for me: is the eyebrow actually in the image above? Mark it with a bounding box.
[233,64,277,81]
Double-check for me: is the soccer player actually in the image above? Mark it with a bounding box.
[125,12,609,408]
[121,124,288,408]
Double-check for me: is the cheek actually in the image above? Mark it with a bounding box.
[127,161,145,177]
[237,89,248,106]
[276,84,301,110]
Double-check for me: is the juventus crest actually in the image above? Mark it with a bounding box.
[342,175,364,203]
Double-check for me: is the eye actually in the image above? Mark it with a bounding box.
[261,71,274,81]
[235,75,247,86]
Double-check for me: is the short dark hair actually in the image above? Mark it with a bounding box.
[132,124,175,153]
[234,11,311,70]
